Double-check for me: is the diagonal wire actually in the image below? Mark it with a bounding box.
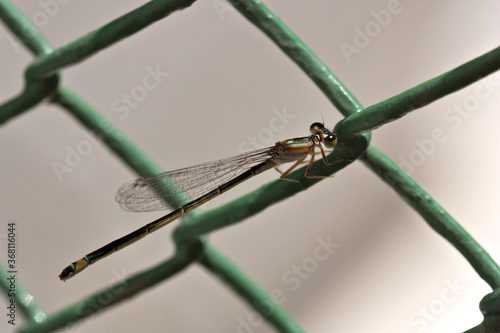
[199,241,305,333]
[19,241,203,333]
[0,1,308,331]
[0,262,47,325]
[0,0,58,125]
[25,0,196,80]
[361,146,500,289]
[335,46,500,139]
[1,0,499,331]
[228,0,363,118]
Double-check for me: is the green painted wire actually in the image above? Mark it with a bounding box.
[1,0,198,124]
[2,0,500,331]
[19,242,202,333]
[0,0,53,324]
[362,147,500,332]
[0,0,58,125]
[25,0,196,80]
[0,74,59,125]
[361,146,500,289]
[228,0,363,118]
[335,46,500,139]
[51,87,189,208]
[0,262,47,325]
[463,289,500,332]
[1,0,307,331]
[0,0,52,55]
[200,241,306,333]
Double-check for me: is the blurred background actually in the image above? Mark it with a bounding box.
[1,1,499,332]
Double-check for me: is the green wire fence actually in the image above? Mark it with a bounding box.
[1,0,499,332]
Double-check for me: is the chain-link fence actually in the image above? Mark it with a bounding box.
[1,1,499,332]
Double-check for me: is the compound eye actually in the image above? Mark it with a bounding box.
[324,133,338,149]
[310,122,324,134]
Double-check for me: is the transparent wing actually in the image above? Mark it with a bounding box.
[115,147,274,212]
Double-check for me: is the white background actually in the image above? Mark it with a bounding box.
[1,1,499,332]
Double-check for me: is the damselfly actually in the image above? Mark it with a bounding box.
[59,122,338,281]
